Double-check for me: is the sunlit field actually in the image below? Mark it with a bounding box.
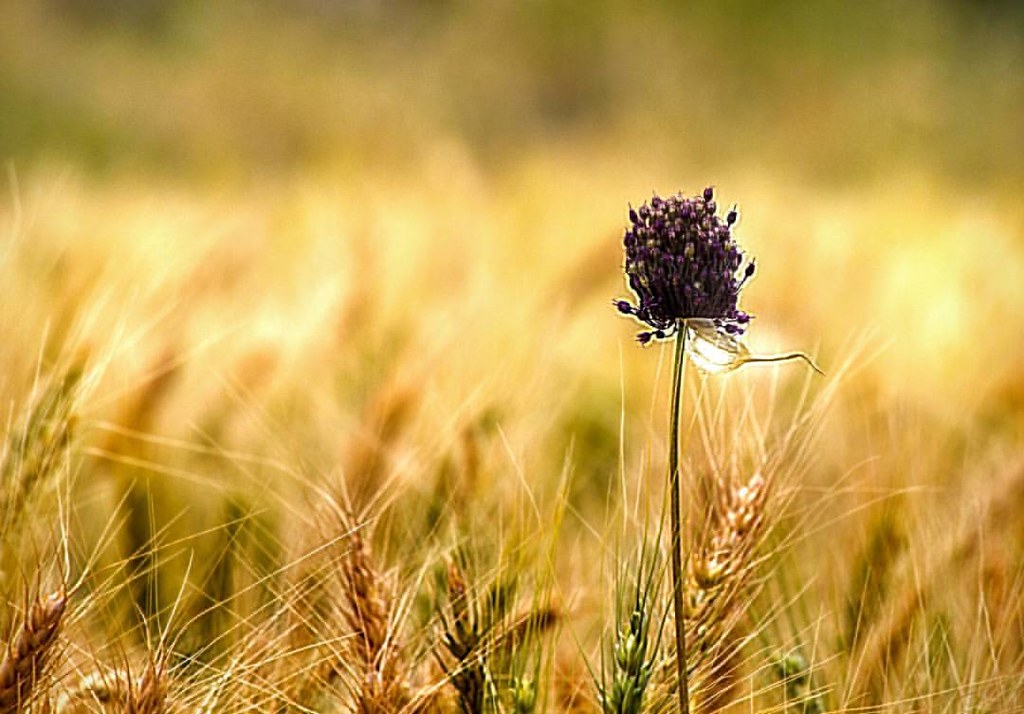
[2,2,1023,712]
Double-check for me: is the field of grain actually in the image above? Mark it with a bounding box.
[1,2,1023,712]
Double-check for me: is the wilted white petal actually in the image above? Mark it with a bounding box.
[684,319,750,374]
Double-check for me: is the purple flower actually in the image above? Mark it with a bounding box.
[615,187,754,345]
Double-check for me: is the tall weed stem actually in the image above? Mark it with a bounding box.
[668,321,690,714]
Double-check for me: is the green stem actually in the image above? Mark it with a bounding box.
[668,321,690,714]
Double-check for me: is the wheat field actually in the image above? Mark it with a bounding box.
[1,2,1023,712]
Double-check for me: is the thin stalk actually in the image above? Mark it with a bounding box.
[668,321,690,714]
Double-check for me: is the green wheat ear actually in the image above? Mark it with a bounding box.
[598,540,666,714]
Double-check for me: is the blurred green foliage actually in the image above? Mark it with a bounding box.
[2,0,1021,187]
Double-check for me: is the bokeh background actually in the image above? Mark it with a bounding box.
[5,0,1022,395]
[2,0,1024,707]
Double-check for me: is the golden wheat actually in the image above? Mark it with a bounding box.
[0,587,67,714]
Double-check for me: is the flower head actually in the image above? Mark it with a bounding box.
[615,187,754,345]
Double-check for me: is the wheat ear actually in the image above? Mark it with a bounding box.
[657,471,771,711]
[0,364,81,546]
[342,526,410,714]
[0,587,68,714]
[438,557,487,714]
[56,659,166,714]
[125,659,166,714]
[691,471,770,711]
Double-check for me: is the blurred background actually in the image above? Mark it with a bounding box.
[3,0,1021,452]
[1,0,1024,703]
[4,0,1021,383]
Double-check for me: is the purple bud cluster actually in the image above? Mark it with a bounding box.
[616,187,754,345]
